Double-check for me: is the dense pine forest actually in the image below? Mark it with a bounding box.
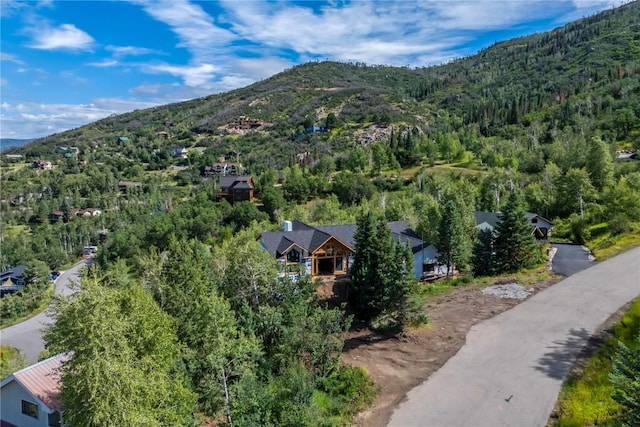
[1,1,639,425]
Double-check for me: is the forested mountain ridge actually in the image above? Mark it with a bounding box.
[6,0,638,170]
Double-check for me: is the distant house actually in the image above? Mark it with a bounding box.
[118,181,143,194]
[156,131,170,139]
[305,125,327,133]
[171,147,188,159]
[260,220,444,280]
[204,163,226,177]
[215,175,255,204]
[204,163,243,177]
[117,136,130,144]
[77,208,101,217]
[49,210,65,222]
[4,154,23,161]
[55,146,79,158]
[0,353,69,427]
[0,265,26,296]
[32,160,52,170]
[475,211,553,240]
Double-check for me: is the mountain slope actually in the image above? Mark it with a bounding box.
[9,1,639,168]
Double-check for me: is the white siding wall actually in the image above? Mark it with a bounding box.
[0,380,48,427]
[412,245,446,278]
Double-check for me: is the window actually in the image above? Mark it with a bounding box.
[22,400,38,419]
[287,249,300,263]
[531,218,538,224]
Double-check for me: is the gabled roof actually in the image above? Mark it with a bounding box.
[525,212,554,225]
[0,353,70,413]
[261,220,428,258]
[220,175,253,190]
[474,212,502,230]
[0,265,26,280]
[475,211,554,230]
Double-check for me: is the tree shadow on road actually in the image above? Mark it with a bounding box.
[534,328,591,379]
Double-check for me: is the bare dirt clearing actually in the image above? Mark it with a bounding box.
[333,275,563,427]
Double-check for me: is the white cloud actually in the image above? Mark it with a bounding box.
[27,23,94,51]
[106,45,161,57]
[0,98,160,139]
[87,59,119,68]
[0,0,26,17]
[1,53,25,65]
[231,57,294,81]
[146,63,219,86]
[133,0,236,61]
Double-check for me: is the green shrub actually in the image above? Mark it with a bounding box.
[608,215,631,236]
[320,365,377,415]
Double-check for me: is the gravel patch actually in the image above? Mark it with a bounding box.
[482,283,531,300]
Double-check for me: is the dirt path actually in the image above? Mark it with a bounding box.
[341,275,562,427]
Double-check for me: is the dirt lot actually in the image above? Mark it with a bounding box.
[320,274,563,427]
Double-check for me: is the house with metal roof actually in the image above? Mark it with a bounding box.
[0,353,69,427]
[260,220,444,280]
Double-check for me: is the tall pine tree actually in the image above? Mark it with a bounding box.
[472,228,496,276]
[493,191,541,273]
[437,198,472,277]
[350,212,417,324]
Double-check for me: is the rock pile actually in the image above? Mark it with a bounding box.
[482,283,531,300]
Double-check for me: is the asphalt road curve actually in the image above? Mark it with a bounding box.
[0,260,87,363]
[388,246,640,427]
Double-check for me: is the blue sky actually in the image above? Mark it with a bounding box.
[0,0,628,139]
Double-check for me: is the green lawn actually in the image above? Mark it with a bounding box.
[550,298,640,426]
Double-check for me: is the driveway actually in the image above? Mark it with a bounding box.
[388,246,640,427]
[552,243,596,276]
[0,259,88,363]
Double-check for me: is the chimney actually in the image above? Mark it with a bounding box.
[283,220,293,232]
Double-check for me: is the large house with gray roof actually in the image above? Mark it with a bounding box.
[260,220,445,280]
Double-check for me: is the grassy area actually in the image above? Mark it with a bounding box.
[550,298,640,427]
[588,222,640,260]
[420,262,558,300]
[0,345,27,378]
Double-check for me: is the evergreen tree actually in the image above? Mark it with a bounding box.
[350,212,377,318]
[350,213,416,324]
[493,191,541,273]
[472,228,496,276]
[609,334,640,427]
[436,198,471,277]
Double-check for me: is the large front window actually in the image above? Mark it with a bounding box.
[287,249,300,263]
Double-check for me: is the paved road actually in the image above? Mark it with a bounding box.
[388,246,640,427]
[552,243,596,276]
[0,259,88,363]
